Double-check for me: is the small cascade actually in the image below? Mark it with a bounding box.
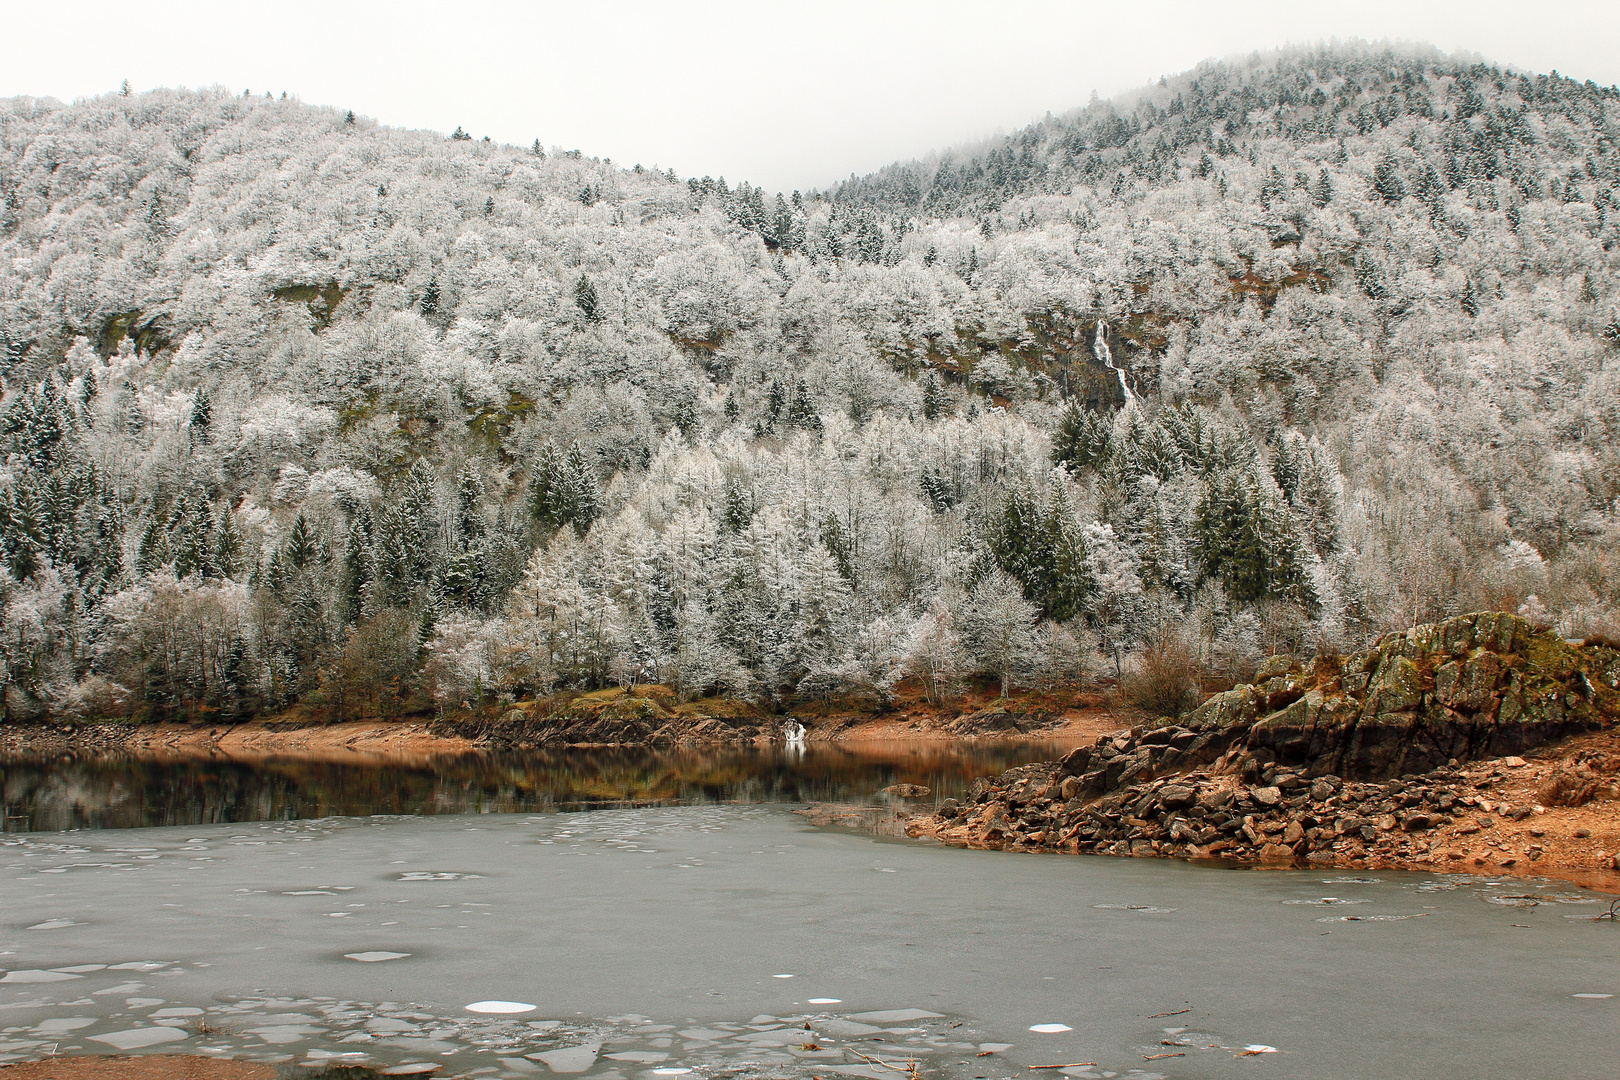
[1093,321,1135,405]
[782,719,807,750]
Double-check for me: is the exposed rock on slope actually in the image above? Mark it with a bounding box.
[428,686,780,749]
[1213,612,1619,778]
[1066,612,1618,796]
[911,613,1620,871]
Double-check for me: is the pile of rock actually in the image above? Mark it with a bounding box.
[912,613,1620,868]
[0,722,140,757]
[925,760,1521,866]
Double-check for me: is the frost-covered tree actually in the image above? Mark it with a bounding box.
[1,43,1618,718]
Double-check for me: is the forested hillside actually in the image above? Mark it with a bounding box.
[1,42,1617,722]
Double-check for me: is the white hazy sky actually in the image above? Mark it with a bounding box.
[3,0,1617,192]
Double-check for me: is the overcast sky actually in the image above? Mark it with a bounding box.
[3,0,1617,192]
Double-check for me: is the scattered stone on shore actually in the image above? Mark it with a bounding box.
[918,757,1508,868]
[910,613,1620,877]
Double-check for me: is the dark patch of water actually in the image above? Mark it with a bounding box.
[0,740,1069,831]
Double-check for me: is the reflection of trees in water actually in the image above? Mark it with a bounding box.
[0,742,1069,831]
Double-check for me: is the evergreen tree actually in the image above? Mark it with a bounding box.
[561,444,603,531]
[135,517,169,575]
[283,512,319,572]
[784,380,822,432]
[921,372,946,420]
[574,274,600,320]
[213,508,243,579]
[529,444,568,531]
[1191,469,1315,607]
[672,396,699,438]
[530,443,602,534]
[819,513,856,582]
[722,475,754,533]
[1373,153,1406,203]
[771,193,793,250]
[170,485,215,578]
[1271,432,1303,500]
[450,464,484,547]
[919,469,957,513]
[78,367,98,422]
[189,386,212,442]
[1292,438,1343,558]
[1354,253,1388,300]
[1052,402,1112,471]
[766,380,787,427]
[337,510,374,625]
[1311,167,1334,206]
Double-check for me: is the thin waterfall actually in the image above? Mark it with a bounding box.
[1093,320,1135,405]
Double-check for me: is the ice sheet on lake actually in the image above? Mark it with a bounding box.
[527,1041,600,1072]
[2,805,1615,1078]
[90,1026,189,1049]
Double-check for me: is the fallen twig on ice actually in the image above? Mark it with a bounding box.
[849,1049,922,1078]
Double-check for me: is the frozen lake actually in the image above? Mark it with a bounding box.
[1,805,1616,1079]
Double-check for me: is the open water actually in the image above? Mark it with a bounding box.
[0,741,1067,832]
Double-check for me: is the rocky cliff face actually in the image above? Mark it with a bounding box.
[1058,612,1619,797]
[1216,612,1618,778]
[913,613,1620,867]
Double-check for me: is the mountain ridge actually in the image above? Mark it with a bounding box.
[0,42,1615,725]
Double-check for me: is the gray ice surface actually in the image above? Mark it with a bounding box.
[0,806,1616,1079]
